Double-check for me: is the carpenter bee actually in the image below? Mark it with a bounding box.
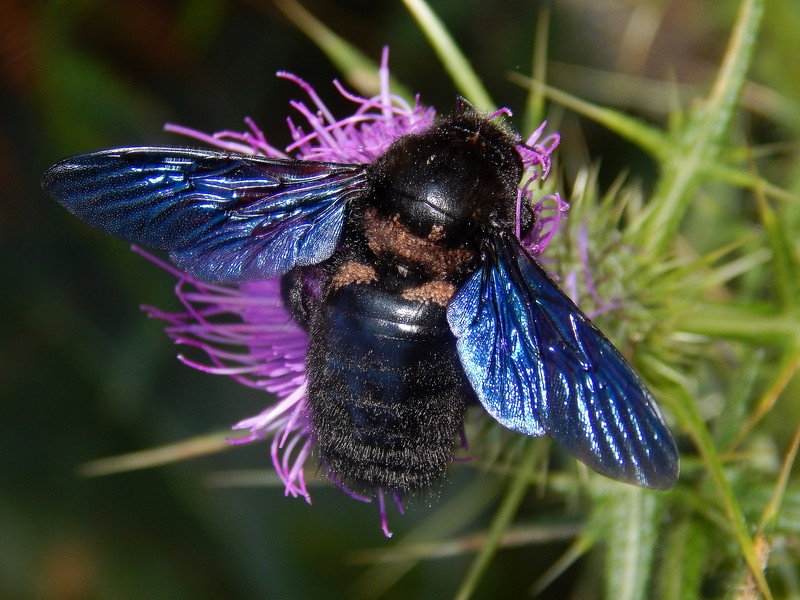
[43,107,679,497]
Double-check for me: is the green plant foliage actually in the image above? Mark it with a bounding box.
[7,0,799,598]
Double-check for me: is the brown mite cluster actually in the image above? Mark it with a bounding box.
[327,206,469,306]
[362,207,475,278]
[400,280,457,307]
[330,261,378,291]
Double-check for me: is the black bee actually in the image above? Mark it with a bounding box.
[42,107,679,497]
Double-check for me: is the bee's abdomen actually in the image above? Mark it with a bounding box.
[307,283,469,495]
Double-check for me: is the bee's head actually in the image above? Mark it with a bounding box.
[368,109,523,247]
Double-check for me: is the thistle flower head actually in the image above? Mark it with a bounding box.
[144,48,562,536]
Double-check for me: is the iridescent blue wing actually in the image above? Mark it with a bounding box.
[42,147,369,284]
[447,234,678,489]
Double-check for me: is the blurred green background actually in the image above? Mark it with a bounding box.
[2,1,798,598]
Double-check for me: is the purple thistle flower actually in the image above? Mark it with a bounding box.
[140,48,563,536]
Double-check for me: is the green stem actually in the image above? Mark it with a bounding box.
[675,305,800,346]
[652,369,773,600]
[633,0,764,256]
[453,440,539,600]
[402,0,495,110]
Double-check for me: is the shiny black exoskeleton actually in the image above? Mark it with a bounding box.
[304,281,471,493]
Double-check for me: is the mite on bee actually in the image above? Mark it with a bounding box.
[43,107,679,497]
